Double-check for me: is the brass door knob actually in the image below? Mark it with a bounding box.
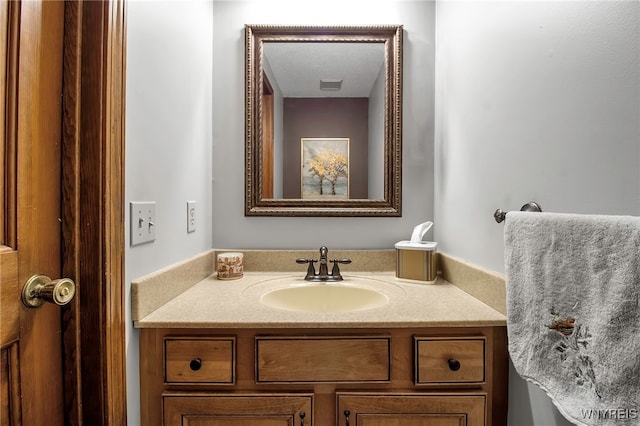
[22,274,76,308]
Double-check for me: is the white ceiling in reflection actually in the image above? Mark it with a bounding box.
[263,42,385,97]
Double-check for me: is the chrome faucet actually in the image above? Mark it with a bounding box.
[296,246,352,282]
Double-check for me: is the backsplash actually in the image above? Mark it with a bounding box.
[438,253,506,315]
[131,249,215,321]
[229,249,396,272]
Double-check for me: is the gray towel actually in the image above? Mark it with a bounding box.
[505,212,640,426]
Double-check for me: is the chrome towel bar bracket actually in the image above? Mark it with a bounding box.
[494,201,542,223]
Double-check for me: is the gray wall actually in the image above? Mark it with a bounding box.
[369,64,386,199]
[125,2,214,424]
[434,2,639,425]
[212,1,436,249]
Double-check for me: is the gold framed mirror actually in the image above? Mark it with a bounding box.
[245,24,403,216]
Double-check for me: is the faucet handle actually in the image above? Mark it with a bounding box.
[296,258,317,280]
[329,258,351,280]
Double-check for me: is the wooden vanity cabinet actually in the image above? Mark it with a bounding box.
[139,327,507,426]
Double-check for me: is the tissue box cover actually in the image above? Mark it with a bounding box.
[394,241,437,282]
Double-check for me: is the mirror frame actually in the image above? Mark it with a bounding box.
[245,24,403,217]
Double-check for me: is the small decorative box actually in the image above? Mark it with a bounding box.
[216,252,244,280]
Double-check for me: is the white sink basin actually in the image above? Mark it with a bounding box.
[261,283,388,313]
[246,275,405,313]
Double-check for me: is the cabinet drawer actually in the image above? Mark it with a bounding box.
[414,336,485,384]
[256,336,390,383]
[164,336,235,384]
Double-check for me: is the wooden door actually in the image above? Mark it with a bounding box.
[261,77,274,198]
[1,1,67,425]
[163,395,312,426]
[337,394,486,426]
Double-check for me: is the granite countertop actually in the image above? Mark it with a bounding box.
[133,270,507,329]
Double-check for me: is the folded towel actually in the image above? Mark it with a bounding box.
[505,212,640,426]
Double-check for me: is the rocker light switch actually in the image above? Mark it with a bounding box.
[187,201,196,233]
[130,201,156,246]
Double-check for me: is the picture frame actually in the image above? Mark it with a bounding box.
[300,137,350,199]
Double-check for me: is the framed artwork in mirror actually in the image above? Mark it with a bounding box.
[301,138,349,200]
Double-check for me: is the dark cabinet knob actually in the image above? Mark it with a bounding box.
[189,358,202,371]
[299,412,305,425]
[344,410,351,426]
[448,358,461,371]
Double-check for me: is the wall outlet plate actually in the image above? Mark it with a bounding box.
[130,201,156,246]
[187,201,196,233]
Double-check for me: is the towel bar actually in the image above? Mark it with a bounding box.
[494,202,542,223]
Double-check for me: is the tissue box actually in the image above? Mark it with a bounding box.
[394,241,437,282]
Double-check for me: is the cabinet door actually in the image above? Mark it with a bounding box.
[164,394,312,426]
[337,393,485,426]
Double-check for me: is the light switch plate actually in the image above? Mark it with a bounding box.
[187,201,196,233]
[130,201,156,246]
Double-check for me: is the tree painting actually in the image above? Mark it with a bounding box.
[301,138,349,199]
[308,149,348,195]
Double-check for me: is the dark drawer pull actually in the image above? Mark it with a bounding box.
[189,358,202,371]
[448,358,461,371]
[344,410,350,426]
[299,412,305,425]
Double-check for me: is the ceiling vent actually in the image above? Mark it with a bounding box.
[319,79,343,91]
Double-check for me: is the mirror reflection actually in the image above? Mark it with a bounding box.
[245,25,403,216]
[263,42,385,200]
